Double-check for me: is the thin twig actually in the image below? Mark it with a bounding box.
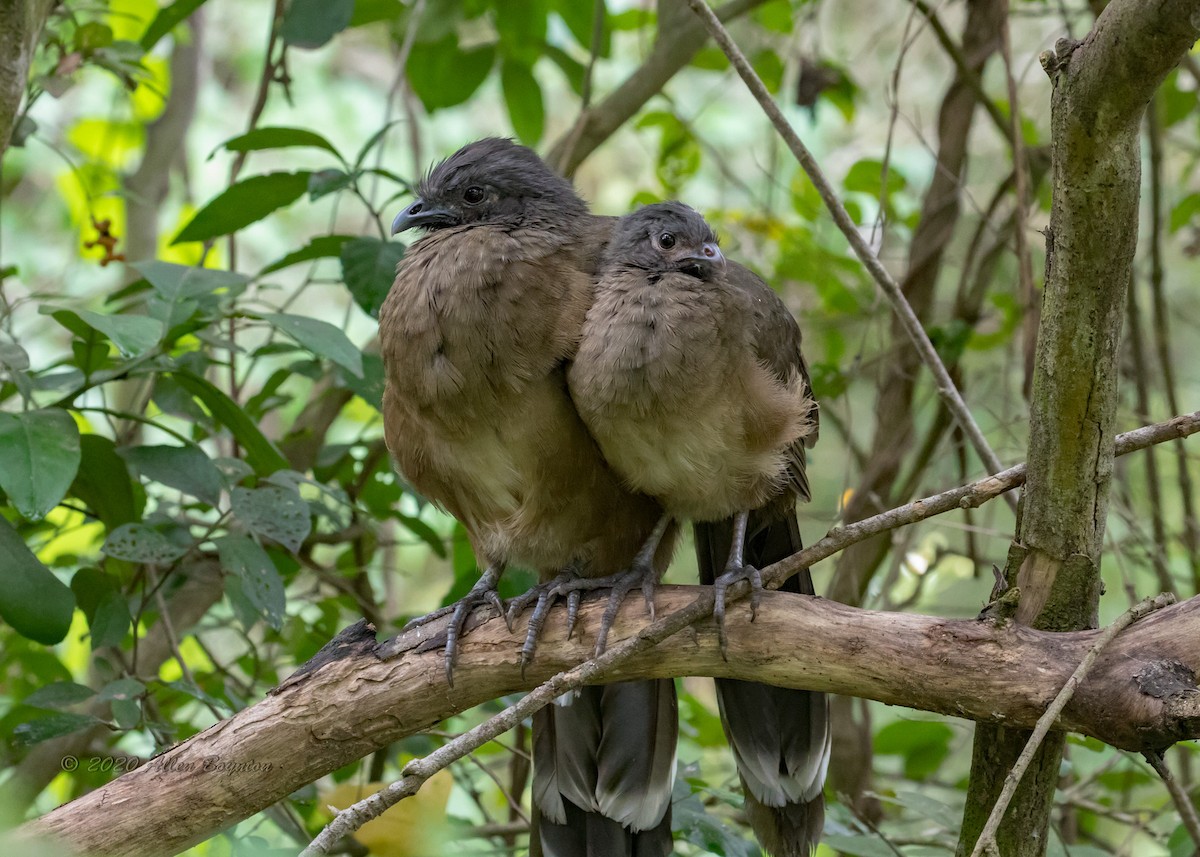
[1146,99,1200,590]
[305,412,1200,854]
[998,0,1037,400]
[968,594,1177,857]
[552,0,606,175]
[684,0,1017,512]
[1144,750,1200,852]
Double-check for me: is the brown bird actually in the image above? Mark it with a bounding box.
[380,138,677,856]
[568,201,830,855]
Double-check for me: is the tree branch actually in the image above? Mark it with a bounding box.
[18,413,1200,857]
[545,0,769,177]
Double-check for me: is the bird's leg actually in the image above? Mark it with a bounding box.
[712,509,761,659]
[441,562,507,685]
[525,514,674,658]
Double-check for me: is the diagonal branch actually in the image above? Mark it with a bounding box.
[684,0,1015,507]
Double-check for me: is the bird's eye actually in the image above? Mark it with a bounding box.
[463,186,486,205]
[657,232,676,250]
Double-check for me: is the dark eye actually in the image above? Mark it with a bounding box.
[657,232,676,249]
[463,186,485,204]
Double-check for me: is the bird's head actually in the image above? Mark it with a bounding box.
[606,201,725,281]
[391,138,588,235]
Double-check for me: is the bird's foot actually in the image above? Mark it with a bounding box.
[712,562,763,659]
[549,561,662,652]
[439,569,506,686]
[506,569,585,673]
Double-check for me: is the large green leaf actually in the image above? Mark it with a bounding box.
[102,522,189,564]
[172,172,313,244]
[406,38,495,110]
[133,261,250,303]
[262,234,356,276]
[140,0,207,50]
[0,517,75,644]
[169,371,289,476]
[231,485,311,553]
[257,313,363,377]
[281,0,354,49]
[43,307,164,358]
[122,444,224,507]
[217,126,341,159]
[216,534,286,629]
[71,434,142,529]
[339,237,403,318]
[501,60,545,145]
[0,409,81,520]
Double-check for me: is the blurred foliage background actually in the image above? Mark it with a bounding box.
[1,0,1198,854]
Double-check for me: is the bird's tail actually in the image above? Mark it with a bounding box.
[531,679,677,857]
[694,510,830,857]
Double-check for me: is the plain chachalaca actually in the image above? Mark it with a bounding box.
[568,201,830,855]
[380,138,677,856]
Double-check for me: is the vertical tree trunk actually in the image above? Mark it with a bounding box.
[0,0,56,156]
[958,3,1200,854]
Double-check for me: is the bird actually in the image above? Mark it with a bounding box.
[567,201,831,855]
[380,138,678,856]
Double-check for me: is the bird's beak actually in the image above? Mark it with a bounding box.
[677,242,725,277]
[391,198,456,234]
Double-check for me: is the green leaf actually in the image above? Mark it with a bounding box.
[231,485,312,552]
[122,443,224,506]
[495,0,548,63]
[350,0,404,26]
[0,517,75,644]
[874,720,953,780]
[339,237,403,318]
[217,126,341,159]
[501,60,545,145]
[77,309,162,355]
[0,409,81,520]
[102,523,188,564]
[257,312,363,377]
[172,172,313,244]
[216,534,286,629]
[169,371,289,476]
[89,589,131,649]
[308,168,355,200]
[282,0,355,48]
[43,307,163,357]
[71,434,142,529]
[140,0,207,50]
[554,0,610,55]
[406,37,495,110]
[97,678,145,703]
[12,711,101,746]
[133,261,250,303]
[843,158,907,196]
[261,234,356,276]
[24,681,96,709]
[70,568,131,649]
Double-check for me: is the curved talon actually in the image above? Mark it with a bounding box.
[712,563,762,661]
[565,590,582,639]
[443,567,506,686]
